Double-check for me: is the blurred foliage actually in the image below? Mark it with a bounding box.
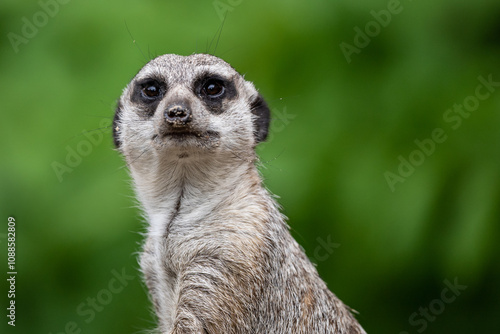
[1,0,499,333]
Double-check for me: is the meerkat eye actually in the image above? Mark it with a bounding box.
[141,82,161,99]
[202,79,225,98]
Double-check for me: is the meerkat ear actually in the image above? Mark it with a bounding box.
[112,101,122,149]
[249,93,271,143]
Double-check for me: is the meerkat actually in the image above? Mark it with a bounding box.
[113,53,366,334]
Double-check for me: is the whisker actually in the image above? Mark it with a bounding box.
[125,20,149,63]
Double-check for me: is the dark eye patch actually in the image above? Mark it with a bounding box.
[142,83,161,99]
[130,78,167,117]
[193,73,237,114]
[136,79,165,102]
[202,78,225,98]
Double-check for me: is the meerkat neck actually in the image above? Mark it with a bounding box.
[130,154,266,237]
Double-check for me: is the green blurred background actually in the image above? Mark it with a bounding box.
[1,0,499,333]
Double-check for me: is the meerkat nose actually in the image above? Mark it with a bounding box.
[164,104,192,126]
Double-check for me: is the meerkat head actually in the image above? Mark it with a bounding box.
[113,54,270,164]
